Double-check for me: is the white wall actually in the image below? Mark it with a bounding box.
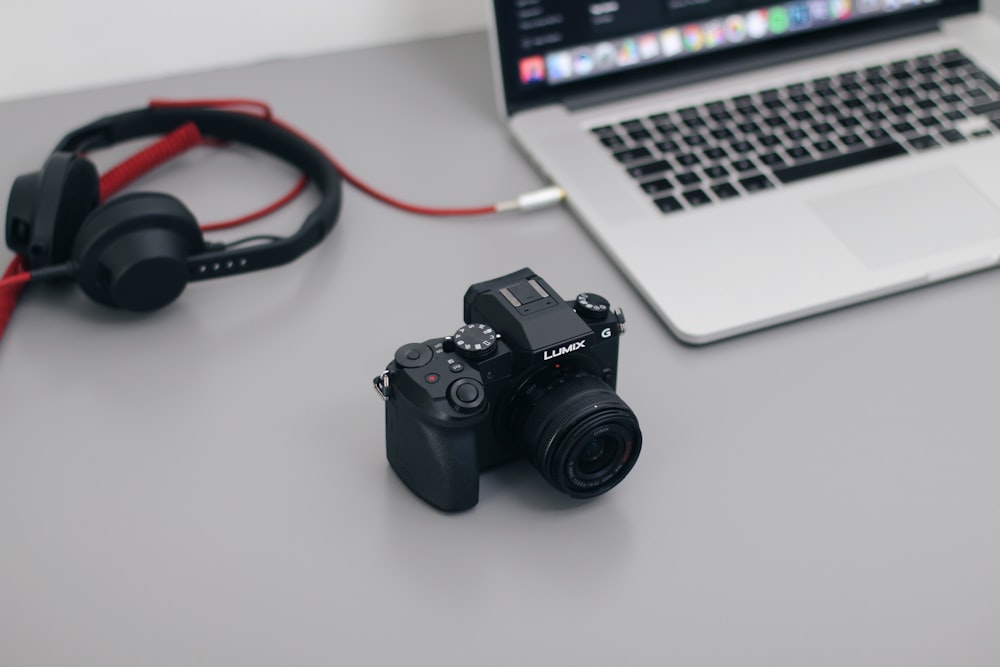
[0,0,489,102]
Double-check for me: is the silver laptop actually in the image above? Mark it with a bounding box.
[488,0,1000,343]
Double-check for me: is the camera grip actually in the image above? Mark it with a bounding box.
[385,388,485,512]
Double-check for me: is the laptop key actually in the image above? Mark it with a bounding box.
[641,178,674,195]
[683,189,712,206]
[712,183,741,199]
[760,153,786,167]
[974,72,1000,92]
[772,141,907,184]
[970,99,1000,115]
[677,172,702,185]
[908,135,941,150]
[653,121,681,134]
[614,147,653,163]
[940,128,966,143]
[654,195,684,214]
[704,165,730,179]
[739,175,775,192]
[628,160,673,178]
[787,146,812,160]
[601,135,626,149]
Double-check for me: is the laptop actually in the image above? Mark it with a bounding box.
[487,0,1000,343]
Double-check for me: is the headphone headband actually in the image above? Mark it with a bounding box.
[55,106,343,282]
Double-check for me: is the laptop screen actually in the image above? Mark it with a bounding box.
[493,0,977,114]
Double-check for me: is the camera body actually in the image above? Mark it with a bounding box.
[374,268,642,512]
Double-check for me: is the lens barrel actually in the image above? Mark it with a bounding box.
[513,371,641,498]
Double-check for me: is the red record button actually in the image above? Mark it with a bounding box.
[424,372,440,384]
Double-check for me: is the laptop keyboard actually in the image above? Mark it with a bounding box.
[591,49,1000,214]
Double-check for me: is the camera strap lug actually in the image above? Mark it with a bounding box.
[373,370,391,401]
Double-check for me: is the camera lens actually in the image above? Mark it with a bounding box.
[512,370,642,498]
[577,435,619,479]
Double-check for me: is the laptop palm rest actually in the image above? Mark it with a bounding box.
[808,167,1000,269]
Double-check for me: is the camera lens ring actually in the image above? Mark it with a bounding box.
[513,370,642,498]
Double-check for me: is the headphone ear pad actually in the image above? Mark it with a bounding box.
[72,192,205,312]
[5,152,99,267]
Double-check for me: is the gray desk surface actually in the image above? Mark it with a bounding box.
[3,17,1000,667]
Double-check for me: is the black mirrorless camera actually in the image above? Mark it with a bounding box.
[373,268,642,512]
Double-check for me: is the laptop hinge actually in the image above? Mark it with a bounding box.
[561,20,941,112]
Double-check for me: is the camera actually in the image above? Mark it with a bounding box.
[373,268,642,512]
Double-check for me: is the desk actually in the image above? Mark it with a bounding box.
[3,20,1000,667]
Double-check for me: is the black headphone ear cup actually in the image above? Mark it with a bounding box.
[5,152,99,267]
[72,192,205,312]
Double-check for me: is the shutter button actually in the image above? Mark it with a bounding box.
[394,344,434,368]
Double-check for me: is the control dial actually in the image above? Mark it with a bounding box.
[448,378,485,413]
[452,323,498,359]
[575,293,610,320]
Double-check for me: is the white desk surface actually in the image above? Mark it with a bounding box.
[3,12,1000,667]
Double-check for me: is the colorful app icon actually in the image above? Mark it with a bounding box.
[703,20,724,48]
[769,6,790,33]
[519,55,545,84]
[746,9,770,38]
[788,2,812,29]
[831,0,851,18]
[573,48,595,76]
[545,51,573,82]
[660,28,683,56]
[682,24,704,52]
[724,14,747,43]
[638,33,660,59]
[594,42,617,69]
[809,0,831,21]
[618,38,640,65]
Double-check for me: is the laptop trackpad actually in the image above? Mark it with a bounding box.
[809,167,1000,269]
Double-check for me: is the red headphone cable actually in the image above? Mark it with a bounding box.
[147,98,566,216]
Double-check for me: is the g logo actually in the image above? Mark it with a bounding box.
[601,327,612,339]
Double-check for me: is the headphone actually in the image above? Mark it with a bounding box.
[4,105,342,312]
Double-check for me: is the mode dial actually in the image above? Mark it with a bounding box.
[575,293,611,320]
[452,323,498,359]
